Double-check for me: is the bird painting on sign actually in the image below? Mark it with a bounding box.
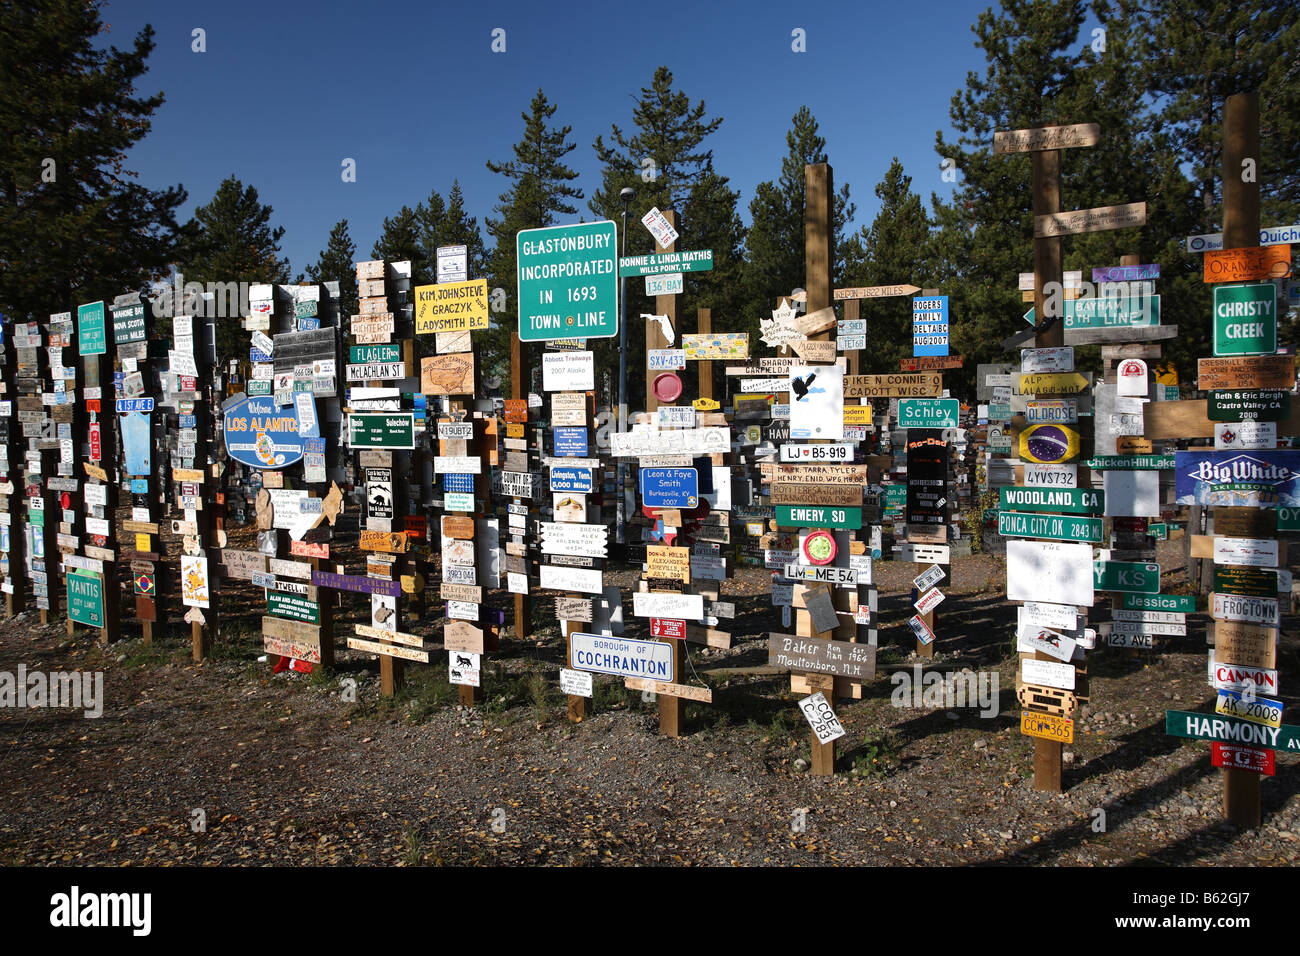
[789,364,843,441]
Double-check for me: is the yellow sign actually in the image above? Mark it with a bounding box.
[414,279,489,335]
[134,534,151,553]
[843,405,872,425]
[1155,362,1178,386]
[692,398,721,411]
[1018,372,1089,395]
[506,423,525,439]
[1020,710,1073,743]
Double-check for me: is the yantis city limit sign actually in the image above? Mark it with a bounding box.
[517,221,619,342]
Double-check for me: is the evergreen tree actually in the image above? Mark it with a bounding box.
[743,106,855,327]
[370,204,426,284]
[185,175,289,364]
[0,0,187,320]
[484,89,584,385]
[305,218,358,322]
[418,181,488,281]
[589,66,746,401]
[840,159,932,374]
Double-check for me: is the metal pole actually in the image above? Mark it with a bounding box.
[615,202,630,548]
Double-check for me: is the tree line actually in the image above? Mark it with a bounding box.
[2,0,1297,395]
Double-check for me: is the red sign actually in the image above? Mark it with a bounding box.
[650,618,687,639]
[403,516,427,541]
[89,423,101,461]
[1112,517,1148,533]
[504,399,527,424]
[180,375,197,391]
[289,540,329,559]
[59,492,72,510]
[1211,742,1275,775]
[86,399,101,413]
[900,355,964,371]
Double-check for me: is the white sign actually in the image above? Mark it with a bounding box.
[570,632,673,681]
[1213,537,1279,568]
[913,564,945,591]
[648,349,686,371]
[1103,470,1160,518]
[789,363,844,441]
[646,272,683,297]
[609,427,730,457]
[641,207,680,248]
[1211,593,1279,626]
[436,244,468,284]
[913,587,945,615]
[1116,358,1148,397]
[779,443,854,463]
[1015,624,1077,662]
[542,351,595,392]
[1215,421,1277,450]
[782,564,857,588]
[539,563,604,594]
[1024,463,1077,488]
[1021,347,1074,373]
[448,651,481,687]
[1022,601,1079,631]
[539,522,609,558]
[559,668,593,697]
[1006,540,1094,607]
[798,692,847,744]
[1021,658,1076,690]
[631,591,704,620]
[657,405,696,429]
[434,456,482,474]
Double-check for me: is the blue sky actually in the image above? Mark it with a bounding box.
[105,0,1006,275]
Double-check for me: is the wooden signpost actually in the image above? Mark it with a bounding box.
[0,318,23,618]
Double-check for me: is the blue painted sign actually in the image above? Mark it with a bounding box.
[640,467,699,508]
[250,347,272,363]
[553,427,588,457]
[1174,450,1300,507]
[550,467,593,494]
[116,398,154,413]
[443,473,475,494]
[297,317,320,331]
[222,393,318,470]
[304,437,326,454]
[179,414,196,428]
[121,412,151,476]
[912,295,949,357]
[130,479,149,494]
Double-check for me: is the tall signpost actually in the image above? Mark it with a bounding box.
[518,221,619,721]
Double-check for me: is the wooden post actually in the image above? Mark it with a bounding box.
[804,162,839,775]
[696,309,712,401]
[564,620,584,721]
[1031,140,1064,793]
[645,211,678,414]
[511,327,532,644]
[1220,91,1262,828]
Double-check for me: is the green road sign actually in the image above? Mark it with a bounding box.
[268,591,320,624]
[1148,521,1168,540]
[77,301,107,356]
[1084,454,1174,470]
[997,511,1103,543]
[348,412,416,449]
[898,398,959,429]
[67,570,104,627]
[1025,295,1160,329]
[247,379,271,396]
[350,343,403,364]
[1123,592,1195,613]
[517,221,619,341]
[999,486,1104,514]
[1207,389,1289,422]
[1095,560,1160,593]
[883,485,906,516]
[775,505,862,529]
[1166,709,1300,750]
[1213,283,1276,356]
[618,249,713,277]
[1279,506,1300,531]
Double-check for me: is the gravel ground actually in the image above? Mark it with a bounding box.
[0,538,1297,866]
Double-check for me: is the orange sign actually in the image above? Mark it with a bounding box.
[1203,245,1291,283]
[504,399,527,423]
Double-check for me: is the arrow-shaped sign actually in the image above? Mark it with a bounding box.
[791,285,921,302]
[184,607,205,625]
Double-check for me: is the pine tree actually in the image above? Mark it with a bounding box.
[743,106,855,326]
[305,219,358,322]
[484,89,584,385]
[588,66,746,401]
[0,0,187,320]
[370,205,426,284]
[185,175,289,363]
[840,159,932,374]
